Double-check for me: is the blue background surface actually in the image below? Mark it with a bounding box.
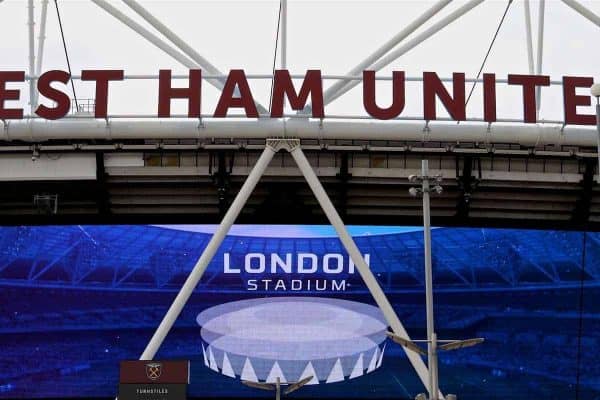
[0,225,598,399]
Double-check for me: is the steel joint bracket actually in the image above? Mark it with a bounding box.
[266,138,301,153]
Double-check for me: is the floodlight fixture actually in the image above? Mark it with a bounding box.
[438,338,485,351]
[409,187,420,197]
[242,376,314,400]
[283,375,314,395]
[242,381,277,391]
[387,332,485,355]
[591,83,600,99]
[386,332,427,356]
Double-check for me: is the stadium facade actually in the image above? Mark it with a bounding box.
[1,1,600,399]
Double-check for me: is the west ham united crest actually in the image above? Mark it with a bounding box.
[120,360,189,400]
[145,363,162,380]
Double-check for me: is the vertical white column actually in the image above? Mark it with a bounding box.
[34,0,49,107]
[536,0,545,118]
[27,0,36,113]
[523,0,534,74]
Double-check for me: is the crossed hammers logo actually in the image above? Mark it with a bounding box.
[145,363,162,380]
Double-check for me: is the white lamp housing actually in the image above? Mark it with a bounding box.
[591,83,600,98]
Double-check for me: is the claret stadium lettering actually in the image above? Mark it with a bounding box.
[223,252,371,292]
[0,69,596,125]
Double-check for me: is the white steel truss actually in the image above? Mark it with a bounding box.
[136,138,444,400]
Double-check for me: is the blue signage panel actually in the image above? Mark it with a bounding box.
[0,225,597,399]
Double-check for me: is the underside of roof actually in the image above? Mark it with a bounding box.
[1,138,600,229]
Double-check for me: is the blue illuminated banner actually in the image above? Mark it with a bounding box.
[0,225,598,399]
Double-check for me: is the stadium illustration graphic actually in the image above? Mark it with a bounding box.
[197,297,387,384]
[0,224,598,399]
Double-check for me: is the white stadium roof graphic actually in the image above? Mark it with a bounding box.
[154,224,424,238]
[196,297,388,384]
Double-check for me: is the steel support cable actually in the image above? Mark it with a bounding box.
[465,0,514,108]
[54,0,79,112]
[268,0,283,113]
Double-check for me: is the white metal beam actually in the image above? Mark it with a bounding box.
[33,0,49,107]
[120,1,223,88]
[90,0,199,71]
[523,0,534,74]
[138,145,276,360]
[561,0,600,28]
[98,0,269,114]
[27,0,36,112]
[324,0,485,106]
[536,0,545,117]
[290,144,444,399]
[4,119,595,147]
[321,0,452,106]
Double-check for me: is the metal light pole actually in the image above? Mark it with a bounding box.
[592,84,600,173]
[409,160,443,400]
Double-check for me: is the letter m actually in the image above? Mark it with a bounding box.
[271,70,324,118]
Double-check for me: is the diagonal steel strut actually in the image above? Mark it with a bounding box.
[138,144,276,360]
[320,0,452,107]
[120,0,268,114]
[322,0,485,107]
[91,0,198,71]
[137,138,442,398]
[289,142,444,399]
[561,0,600,28]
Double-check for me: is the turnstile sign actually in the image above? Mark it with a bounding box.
[119,360,189,400]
